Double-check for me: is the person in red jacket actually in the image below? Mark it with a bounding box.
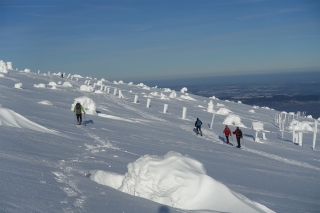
[223,125,232,144]
[233,127,243,148]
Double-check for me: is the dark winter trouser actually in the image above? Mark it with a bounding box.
[237,138,241,147]
[225,136,229,143]
[76,114,82,123]
[196,126,202,134]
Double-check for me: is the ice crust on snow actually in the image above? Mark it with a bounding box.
[90,151,274,213]
[71,96,97,115]
[38,100,53,105]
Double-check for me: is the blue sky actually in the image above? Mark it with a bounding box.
[0,0,319,81]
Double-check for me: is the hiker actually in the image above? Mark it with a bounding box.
[223,125,232,144]
[195,118,202,136]
[73,102,85,125]
[61,73,64,78]
[233,127,243,148]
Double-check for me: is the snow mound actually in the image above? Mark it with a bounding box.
[96,80,103,86]
[169,91,177,98]
[216,108,232,115]
[38,100,53,105]
[0,107,56,133]
[94,90,103,94]
[51,85,57,90]
[238,101,242,104]
[217,103,225,107]
[249,109,255,113]
[210,95,217,99]
[180,94,196,101]
[0,60,8,73]
[0,73,4,77]
[128,82,133,85]
[73,74,83,78]
[23,69,30,73]
[34,83,46,88]
[163,88,172,92]
[48,82,57,86]
[223,115,246,127]
[180,87,187,93]
[142,86,150,90]
[14,83,23,89]
[207,100,214,113]
[80,85,94,92]
[90,151,273,212]
[62,82,72,87]
[57,81,62,85]
[307,115,312,119]
[289,120,313,131]
[71,96,97,115]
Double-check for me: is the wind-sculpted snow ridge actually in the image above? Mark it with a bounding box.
[0,107,57,134]
[71,96,97,115]
[90,151,275,213]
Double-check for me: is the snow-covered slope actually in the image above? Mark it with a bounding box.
[0,70,319,213]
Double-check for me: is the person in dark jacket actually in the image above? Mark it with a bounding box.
[195,118,202,136]
[223,125,232,144]
[233,127,243,148]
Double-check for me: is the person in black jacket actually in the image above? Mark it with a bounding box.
[233,127,243,148]
[195,118,202,136]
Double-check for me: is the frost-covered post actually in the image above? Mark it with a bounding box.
[182,107,187,119]
[100,85,103,90]
[298,132,303,146]
[281,119,285,138]
[107,87,110,93]
[104,86,107,92]
[93,83,96,88]
[87,80,90,86]
[134,95,138,104]
[262,132,267,140]
[292,126,296,143]
[118,90,124,98]
[113,88,117,96]
[163,104,168,113]
[48,71,50,75]
[146,98,151,108]
[313,120,318,150]
[210,112,215,129]
[255,131,260,142]
[38,70,40,74]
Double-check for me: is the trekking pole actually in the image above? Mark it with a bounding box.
[74,112,77,125]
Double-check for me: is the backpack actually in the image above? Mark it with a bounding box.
[196,119,202,126]
[75,103,81,114]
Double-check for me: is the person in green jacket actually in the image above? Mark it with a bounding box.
[74,102,85,125]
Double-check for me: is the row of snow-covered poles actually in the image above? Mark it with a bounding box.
[274,112,318,150]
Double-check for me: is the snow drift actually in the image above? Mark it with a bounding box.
[90,151,274,213]
[216,108,232,115]
[80,85,94,92]
[71,96,97,115]
[0,107,56,133]
[223,115,246,127]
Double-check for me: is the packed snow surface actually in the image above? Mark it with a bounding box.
[90,151,273,212]
[0,66,319,213]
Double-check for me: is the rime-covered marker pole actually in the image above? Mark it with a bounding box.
[313,120,318,150]
[113,88,117,96]
[163,104,168,113]
[182,107,187,119]
[146,99,151,108]
[210,112,215,129]
[134,95,138,104]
